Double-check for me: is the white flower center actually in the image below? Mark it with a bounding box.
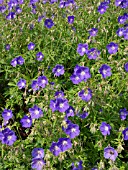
[22,82,25,86]
[111,46,115,50]
[42,79,46,84]
[63,141,67,145]
[60,103,64,108]
[7,112,10,116]
[71,128,76,132]
[57,69,61,72]
[75,76,79,80]
[103,70,107,74]
[81,71,85,76]
[55,146,59,150]
[69,109,73,113]
[8,135,12,140]
[82,47,86,52]
[35,110,39,115]
[105,126,109,131]
[126,131,128,135]
[27,119,30,123]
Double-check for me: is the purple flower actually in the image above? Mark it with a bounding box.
[78,89,92,102]
[2,109,13,121]
[17,56,24,65]
[28,42,35,50]
[52,64,65,77]
[11,58,18,67]
[100,122,111,136]
[58,138,72,152]
[87,48,100,60]
[37,76,48,88]
[106,42,118,54]
[72,160,83,170]
[5,44,10,50]
[20,115,32,128]
[31,158,45,170]
[31,80,40,91]
[32,148,44,158]
[49,142,62,156]
[36,52,44,61]
[104,146,118,161]
[56,98,69,113]
[77,43,88,56]
[49,99,57,112]
[89,28,98,37]
[115,0,123,6]
[97,5,107,14]
[116,27,124,37]
[54,90,64,98]
[75,65,91,82]
[118,15,126,24]
[99,64,112,79]
[65,123,80,139]
[68,15,75,24]
[1,128,17,146]
[77,112,89,119]
[119,108,128,120]
[29,105,43,119]
[17,79,26,89]
[38,15,44,22]
[123,28,128,40]
[70,73,82,84]
[122,127,128,140]
[44,18,54,29]
[65,106,75,117]
[6,12,16,20]
[124,62,128,72]
[15,6,22,14]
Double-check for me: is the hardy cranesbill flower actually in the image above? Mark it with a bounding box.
[104,146,118,161]
[116,27,124,37]
[29,105,43,119]
[122,127,128,140]
[119,108,128,120]
[72,160,83,170]
[68,15,75,24]
[17,56,24,65]
[70,73,82,84]
[49,99,57,112]
[44,18,54,29]
[58,138,72,152]
[32,148,44,158]
[65,106,75,117]
[87,48,100,60]
[106,42,118,54]
[28,42,35,50]
[1,128,17,146]
[17,79,26,89]
[5,44,10,50]
[97,5,107,14]
[36,52,44,61]
[11,58,18,67]
[78,89,92,102]
[99,64,112,78]
[6,12,16,20]
[89,28,98,37]
[54,90,64,98]
[2,109,13,121]
[52,64,65,77]
[31,80,40,91]
[65,123,80,138]
[77,43,88,56]
[100,122,111,136]
[118,15,126,24]
[115,0,123,6]
[56,98,69,112]
[123,28,128,40]
[74,65,91,82]
[49,141,62,156]
[124,62,128,72]
[31,158,45,170]
[15,6,22,14]
[20,115,32,128]
[77,112,89,119]
[37,76,48,88]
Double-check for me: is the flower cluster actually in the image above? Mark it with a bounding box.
[20,105,43,128]
[50,137,72,156]
[31,148,45,170]
[119,108,128,120]
[70,65,91,84]
[11,56,24,67]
